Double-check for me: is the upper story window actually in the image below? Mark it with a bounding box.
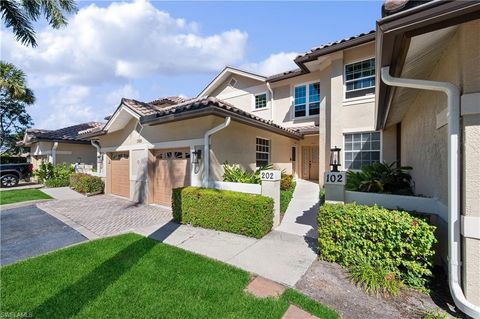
[344,58,375,100]
[255,93,267,109]
[294,82,320,118]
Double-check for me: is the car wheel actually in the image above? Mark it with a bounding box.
[1,174,19,188]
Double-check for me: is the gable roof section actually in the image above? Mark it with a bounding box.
[197,66,266,98]
[85,96,301,139]
[20,122,104,145]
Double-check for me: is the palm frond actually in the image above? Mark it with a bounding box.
[1,0,37,47]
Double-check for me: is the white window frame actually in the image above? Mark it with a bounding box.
[252,92,269,111]
[342,131,382,171]
[292,81,321,119]
[255,136,271,168]
[343,57,376,101]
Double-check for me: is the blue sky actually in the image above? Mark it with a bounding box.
[1,1,382,129]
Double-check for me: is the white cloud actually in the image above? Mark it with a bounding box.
[38,85,95,129]
[1,0,248,87]
[242,52,299,76]
[104,84,140,106]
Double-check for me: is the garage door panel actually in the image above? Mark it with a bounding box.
[110,153,130,198]
[153,149,190,206]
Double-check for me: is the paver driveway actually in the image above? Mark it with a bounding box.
[1,205,86,265]
[37,195,172,239]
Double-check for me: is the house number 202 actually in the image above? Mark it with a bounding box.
[261,172,274,180]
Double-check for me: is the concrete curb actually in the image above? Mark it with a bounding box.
[0,199,53,210]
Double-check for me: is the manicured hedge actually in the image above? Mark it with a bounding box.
[70,173,104,194]
[318,203,436,289]
[172,187,274,238]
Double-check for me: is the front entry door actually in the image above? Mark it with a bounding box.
[302,146,319,181]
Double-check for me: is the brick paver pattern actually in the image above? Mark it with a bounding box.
[38,195,172,237]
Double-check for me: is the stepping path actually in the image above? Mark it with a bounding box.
[276,179,319,238]
[245,276,286,298]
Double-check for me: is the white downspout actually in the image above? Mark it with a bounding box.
[203,117,231,187]
[381,67,480,319]
[51,142,58,165]
[91,140,102,174]
[267,82,274,121]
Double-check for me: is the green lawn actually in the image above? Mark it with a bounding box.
[280,182,296,214]
[0,188,52,205]
[0,234,338,319]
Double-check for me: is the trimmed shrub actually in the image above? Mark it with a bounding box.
[318,203,436,290]
[280,181,296,213]
[70,173,104,194]
[172,187,274,238]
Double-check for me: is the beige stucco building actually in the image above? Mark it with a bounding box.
[71,1,480,315]
[19,123,102,169]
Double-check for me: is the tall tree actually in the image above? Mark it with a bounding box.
[0,61,34,154]
[1,0,77,47]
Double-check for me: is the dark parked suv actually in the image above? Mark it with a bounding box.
[0,163,33,188]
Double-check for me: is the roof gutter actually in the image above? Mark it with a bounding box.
[381,67,480,319]
[203,117,231,187]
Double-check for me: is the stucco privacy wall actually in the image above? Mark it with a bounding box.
[398,20,480,305]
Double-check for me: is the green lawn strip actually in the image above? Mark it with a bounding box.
[0,189,52,205]
[1,234,338,319]
[280,181,296,214]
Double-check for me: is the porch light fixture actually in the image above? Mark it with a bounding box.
[329,146,341,172]
[192,149,202,165]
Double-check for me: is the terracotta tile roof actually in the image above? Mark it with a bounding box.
[295,30,375,63]
[267,68,305,82]
[149,96,187,106]
[292,125,319,135]
[24,122,105,144]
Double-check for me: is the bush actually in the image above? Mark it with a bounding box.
[44,178,69,188]
[318,203,436,290]
[349,256,403,296]
[280,181,296,213]
[69,173,104,194]
[280,174,293,191]
[172,187,274,238]
[346,161,414,195]
[222,162,273,184]
[35,162,75,187]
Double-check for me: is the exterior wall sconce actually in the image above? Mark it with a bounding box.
[329,146,341,172]
[192,149,202,165]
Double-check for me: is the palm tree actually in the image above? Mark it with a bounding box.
[0,61,35,153]
[1,0,77,47]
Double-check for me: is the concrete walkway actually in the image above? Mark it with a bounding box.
[41,187,84,200]
[276,179,319,238]
[137,222,317,287]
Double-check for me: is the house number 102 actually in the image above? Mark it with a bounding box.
[324,172,346,185]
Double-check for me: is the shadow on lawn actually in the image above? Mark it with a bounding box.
[30,237,156,319]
